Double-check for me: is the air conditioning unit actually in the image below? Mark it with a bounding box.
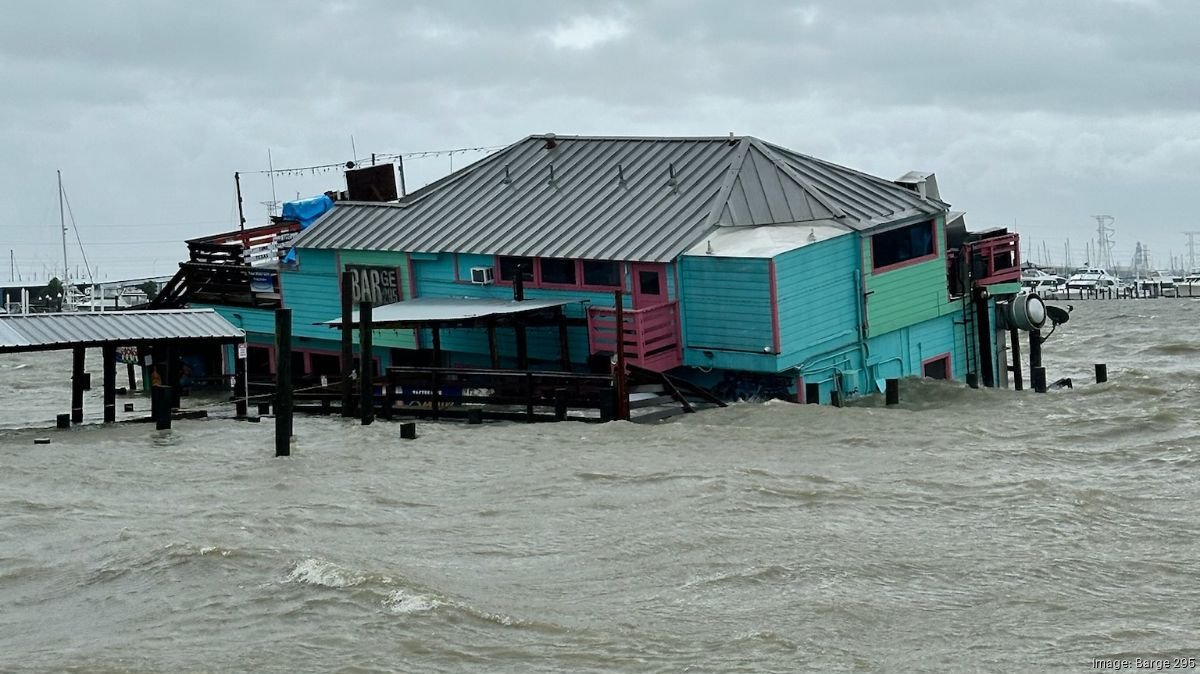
[470,267,495,285]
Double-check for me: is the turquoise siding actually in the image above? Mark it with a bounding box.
[773,233,860,370]
[196,304,275,339]
[280,248,416,349]
[679,255,775,372]
[866,312,962,390]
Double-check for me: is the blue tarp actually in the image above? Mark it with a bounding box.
[280,194,334,266]
[281,194,334,230]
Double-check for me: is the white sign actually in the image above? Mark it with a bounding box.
[237,343,247,359]
[347,265,400,306]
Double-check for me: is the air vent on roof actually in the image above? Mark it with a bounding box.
[544,133,558,150]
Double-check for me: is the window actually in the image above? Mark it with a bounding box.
[290,351,307,377]
[498,256,534,282]
[539,258,577,285]
[872,220,936,271]
[247,346,272,376]
[638,270,661,295]
[310,352,341,377]
[923,355,950,380]
[582,260,621,287]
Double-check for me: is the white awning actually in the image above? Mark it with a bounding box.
[323,297,585,328]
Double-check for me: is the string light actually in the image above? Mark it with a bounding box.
[238,144,507,177]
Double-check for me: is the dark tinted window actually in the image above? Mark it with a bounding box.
[582,260,621,287]
[638,270,661,295]
[873,221,935,270]
[498,256,534,281]
[540,258,577,285]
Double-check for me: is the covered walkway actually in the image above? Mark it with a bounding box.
[0,309,245,424]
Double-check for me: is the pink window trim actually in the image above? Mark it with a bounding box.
[491,256,625,292]
[921,353,953,380]
[870,220,939,275]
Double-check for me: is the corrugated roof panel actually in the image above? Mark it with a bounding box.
[0,309,245,353]
[293,134,948,261]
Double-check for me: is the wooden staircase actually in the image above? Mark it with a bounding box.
[625,364,726,423]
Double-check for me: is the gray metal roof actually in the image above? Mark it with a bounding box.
[0,309,245,353]
[294,134,949,262]
[323,297,583,328]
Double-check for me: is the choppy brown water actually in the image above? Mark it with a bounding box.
[2,299,1199,673]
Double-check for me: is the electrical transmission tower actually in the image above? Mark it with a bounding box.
[1186,231,1200,272]
[1093,215,1116,270]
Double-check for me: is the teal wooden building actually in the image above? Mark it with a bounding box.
[163,134,1021,402]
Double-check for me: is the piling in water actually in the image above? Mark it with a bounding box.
[400,422,417,439]
[359,301,374,427]
[1095,363,1108,384]
[56,413,70,429]
[71,347,85,424]
[275,308,293,457]
[152,385,172,430]
[1033,366,1047,393]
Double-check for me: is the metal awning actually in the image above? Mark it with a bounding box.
[0,309,245,354]
[323,297,587,329]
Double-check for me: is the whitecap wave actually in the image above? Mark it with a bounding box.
[383,588,442,614]
[286,558,364,588]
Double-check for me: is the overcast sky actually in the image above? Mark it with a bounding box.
[3,0,1198,281]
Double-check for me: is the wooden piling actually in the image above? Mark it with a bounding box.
[805,382,820,404]
[359,300,374,426]
[1032,366,1047,393]
[234,341,247,402]
[1008,327,1023,391]
[71,347,85,424]
[341,270,355,418]
[102,345,116,423]
[525,372,536,422]
[554,388,569,420]
[1028,328,1043,391]
[1095,363,1108,384]
[885,378,899,405]
[275,308,293,457]
[152,385,171,430]
[56,413,70,429]
[830,390,843,408]
[400,422,417,439]
[966,373,979,389]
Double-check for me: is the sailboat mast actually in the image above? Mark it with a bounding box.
[57,170,68,284]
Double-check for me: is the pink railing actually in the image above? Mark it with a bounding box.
[587,301,682,372]
[947,232,1021,287]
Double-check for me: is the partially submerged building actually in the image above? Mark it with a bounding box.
[157,134,1021,402]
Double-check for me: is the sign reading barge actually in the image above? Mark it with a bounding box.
[346,265,400,306]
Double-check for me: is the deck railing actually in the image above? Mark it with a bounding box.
[947,232,1021,293]
[586,301,682,372]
